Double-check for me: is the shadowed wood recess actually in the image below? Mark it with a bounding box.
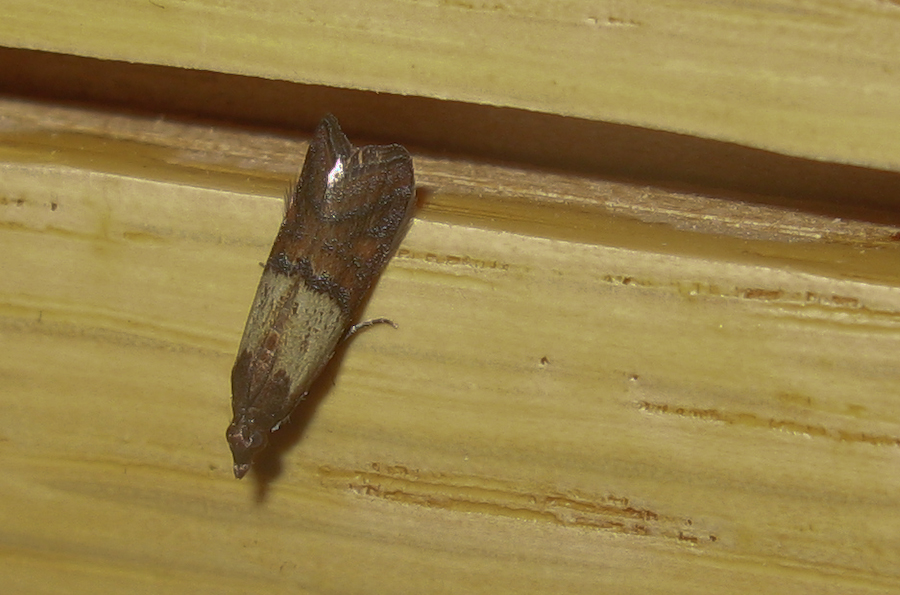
[1,1,900,171]
[1,1,900,593]
[1,95,899,593]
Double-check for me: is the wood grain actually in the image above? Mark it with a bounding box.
[1,98,899,593]
[2,1,900,170]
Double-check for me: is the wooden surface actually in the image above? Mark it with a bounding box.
[2,0,900,170]
[1,98,900,593]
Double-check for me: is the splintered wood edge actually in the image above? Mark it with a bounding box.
[3,97,898,252]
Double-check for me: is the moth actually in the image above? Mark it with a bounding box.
[227,114,416,479]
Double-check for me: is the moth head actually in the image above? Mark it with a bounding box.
[225,420,268,479]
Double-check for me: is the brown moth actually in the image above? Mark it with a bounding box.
[227,114,416,479]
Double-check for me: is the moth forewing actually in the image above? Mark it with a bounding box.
[227,114,415,479]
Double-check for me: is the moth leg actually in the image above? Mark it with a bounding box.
[343,317,398,342]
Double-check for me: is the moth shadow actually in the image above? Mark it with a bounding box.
[249,334,350,502]
[250,188,426,502]
[249,181,426,502]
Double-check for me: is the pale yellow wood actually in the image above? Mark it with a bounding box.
[2,1,900,170]
[1,98,900,593]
